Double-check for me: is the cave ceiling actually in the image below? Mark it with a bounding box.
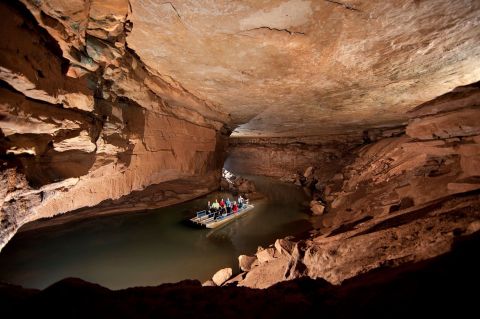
[7,0,480,138]
[126,0,480,137]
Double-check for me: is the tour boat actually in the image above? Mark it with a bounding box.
[189,204,255,229]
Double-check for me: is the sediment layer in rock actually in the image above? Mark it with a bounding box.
[0,1,229,251]
[229,84,480,288]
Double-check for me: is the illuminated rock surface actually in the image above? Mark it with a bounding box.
[0,1,479,304]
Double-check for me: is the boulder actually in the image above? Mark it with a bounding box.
[274,238,295,257]
[256,247,276,263]
[238,255,258,271]
[202,280,216,287]
[237,258,291,289]
[310,201,326,215]
[212,268,233,286]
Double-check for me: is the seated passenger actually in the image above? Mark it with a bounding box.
[232,202,238,214]
[211,199,220,212]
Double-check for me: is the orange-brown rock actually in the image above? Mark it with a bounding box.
[230,84,480,288]
[1,0,480,269]
[238,255,258,272]
[126,0,480,137]
[324,84,480,229]
[212,268,233,286]
[310,201,325,215]
[225,135,362,180]
[0,1,229,251]
[238,192,480,288]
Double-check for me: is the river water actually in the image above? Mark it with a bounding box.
[0,176,311,289]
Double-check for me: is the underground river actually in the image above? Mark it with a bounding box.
[0,176,312,289]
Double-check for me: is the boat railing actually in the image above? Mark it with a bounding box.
[191,203,252,225]
[196,210,207,218]
[217,205,248,218]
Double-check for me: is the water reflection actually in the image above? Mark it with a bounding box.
[0,176,311,289]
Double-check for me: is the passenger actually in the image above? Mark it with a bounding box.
[232,201,238,214]
[207,201,212,210]
[226,198,232,214]
[219,198,226,214]
[238,195,244,209]
[211,199,220,211]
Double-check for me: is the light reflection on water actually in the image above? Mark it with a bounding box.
[0,176,311,289]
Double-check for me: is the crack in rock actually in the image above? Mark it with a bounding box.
[324,0,362,12]
[241,26,305,36]
[162,2,181,20]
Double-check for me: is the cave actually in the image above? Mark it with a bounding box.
[0,0,479,317]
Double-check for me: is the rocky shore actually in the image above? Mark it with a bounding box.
[206,83,480,288]
[2,230,479,318]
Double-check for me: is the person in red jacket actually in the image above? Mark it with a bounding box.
[219,198,226,214]
[232,201,238,214]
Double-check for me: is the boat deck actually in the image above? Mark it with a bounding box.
[190,204,255,229]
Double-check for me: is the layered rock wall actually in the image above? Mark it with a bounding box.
[322,83,480,229]
[225,136,361,180]
[230,83,480,288]
[0,1,229,251]
[225,127,405,182]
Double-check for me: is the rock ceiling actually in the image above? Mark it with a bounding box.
[126,0,480,137]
